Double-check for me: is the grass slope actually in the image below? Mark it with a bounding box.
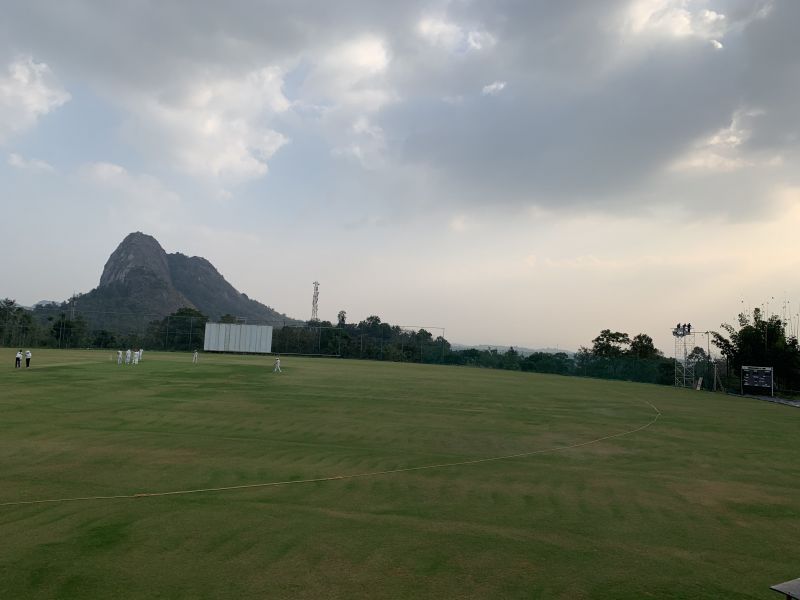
[0,349,798,599]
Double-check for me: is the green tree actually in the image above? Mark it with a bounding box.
[361,315,382,332]
[712,307,800,391]
[0,299,40,346]
[502,346,521,370]
[92,329,117,348]
[149,307,210,351]
[0,298,17,344]
[629,333,661,359]
[50,313,89,348]
[687,346,708,364]
[591,329,631,358]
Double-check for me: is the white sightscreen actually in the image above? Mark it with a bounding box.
[203,323,273,353]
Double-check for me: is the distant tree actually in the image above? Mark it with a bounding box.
[434,335,450,360]
[575,347,593,374]
[591,329,631,358]
[337,310,347,327]
[50,313,89,348]
[687,345,708,364]
[0,299,46,347]
[629,333,661,359]
[92,329,117,348]
[220,314,237,323]
[145,307,210,351]
[363,315,381,328]
[502,346,521,370]
[0,298,19,345]
[521,351,574,375]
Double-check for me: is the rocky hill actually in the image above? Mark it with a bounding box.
[63,232,298,332]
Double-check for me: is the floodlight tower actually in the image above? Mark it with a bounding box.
[311,281,320,321]
[673,323,696,388]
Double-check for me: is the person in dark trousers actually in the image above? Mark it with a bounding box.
[25,350,31,368]
[15,350,22,368]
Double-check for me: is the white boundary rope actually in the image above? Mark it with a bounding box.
[0,400,661,508]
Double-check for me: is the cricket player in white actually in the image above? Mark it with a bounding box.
[139,349,143,361]
[133,350,139,365]
[125,349,131,365]
[273,356,281,373]
[192,349,198,364]
[117,350,123,365]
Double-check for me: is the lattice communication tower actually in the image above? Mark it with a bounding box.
[311,281,320,321]
[673,323,695,388]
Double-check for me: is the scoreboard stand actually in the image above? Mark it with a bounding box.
[741,365,774,397]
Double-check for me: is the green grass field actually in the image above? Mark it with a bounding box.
[0,349,798,599]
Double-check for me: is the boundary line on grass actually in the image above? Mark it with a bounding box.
[0,400,661,508]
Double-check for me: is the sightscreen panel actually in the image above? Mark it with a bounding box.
[203,323,273,353]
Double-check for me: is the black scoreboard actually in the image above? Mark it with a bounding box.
[741,366,774,396]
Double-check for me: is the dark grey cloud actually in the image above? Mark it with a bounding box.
[736,1,800,152]
[0,1,426,84]
[1,0,796,217]
[378,0,798,215]
[395,42,738,193]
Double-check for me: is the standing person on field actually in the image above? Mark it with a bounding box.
[15,350,22,368]
[117,350,123,365]
[125,349,131,365]
[139,348,144,361]
[273,355,281,373]
[25,350,31,368]
[192,349,198,364]
[133,350,139,365]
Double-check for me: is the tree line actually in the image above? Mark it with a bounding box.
[0,301,210,352]
[3,298,799,394]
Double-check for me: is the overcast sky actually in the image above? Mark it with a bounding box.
[1,0,799,354]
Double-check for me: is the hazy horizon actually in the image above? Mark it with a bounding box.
[2,1,799,357]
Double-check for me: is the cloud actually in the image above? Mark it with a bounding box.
[417,16,495,53]
[467,30,496,51]
[79,161,182,233]
[301,35,395,170]
[3,0,798,219]
[669,108,784,173]
[331,116,386,169]
[302,35,393,112]
[623,0,727,40]
[481,81,506,96]
[448,215,468,232]
[122,67,290,183]
[417,17,463,50]
[391,0,800,217]
[442,95,464,105]
[81,162,179,205]
[621,0,776,51]
[8,152,54,172]
[0,56,70,142]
